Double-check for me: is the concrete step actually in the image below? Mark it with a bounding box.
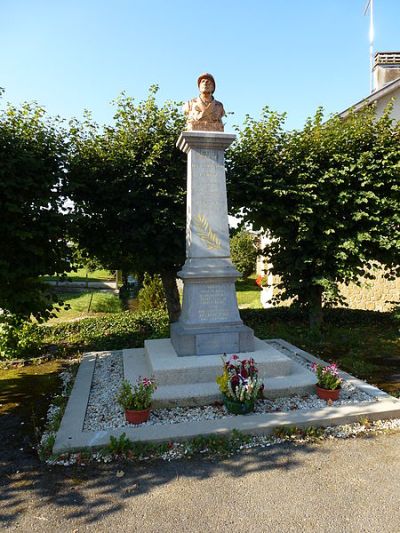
[123,341,316,408]
[145,337,293,387]
[152,363,316,408]
[123,348,152,383]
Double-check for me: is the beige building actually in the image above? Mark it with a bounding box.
[340,52,400,121]
[258,52,400,312]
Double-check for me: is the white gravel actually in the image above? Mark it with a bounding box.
[82,346,379,432]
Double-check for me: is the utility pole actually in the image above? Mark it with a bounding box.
[364,0,375,92]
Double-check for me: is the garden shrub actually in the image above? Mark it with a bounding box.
[137,273,167,312]
[42,308,169,354]
[230,230,257,278]
[0,311,43,360]
[241,307,395,329]
[3,305,395,361]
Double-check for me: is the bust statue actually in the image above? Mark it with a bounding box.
[184,73,225,132]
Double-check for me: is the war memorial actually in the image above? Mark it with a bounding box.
[53,75,400,454]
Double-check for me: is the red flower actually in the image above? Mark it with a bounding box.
[231,375,240,387]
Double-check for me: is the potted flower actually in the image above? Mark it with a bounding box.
[216,354,263,415]
[117,377,157,424]
[311,362,342,401]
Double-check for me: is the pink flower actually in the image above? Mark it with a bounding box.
[141,377,155,388]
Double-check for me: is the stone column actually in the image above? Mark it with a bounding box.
[170,131,254,356]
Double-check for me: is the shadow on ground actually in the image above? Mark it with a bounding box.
[0,437,332,527]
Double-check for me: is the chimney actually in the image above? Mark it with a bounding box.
[373,52,400,92]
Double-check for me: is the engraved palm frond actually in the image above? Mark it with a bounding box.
[194,214,221,250]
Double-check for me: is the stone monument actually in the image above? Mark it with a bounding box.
[170,73,255,356]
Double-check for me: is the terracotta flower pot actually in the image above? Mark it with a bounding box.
[223,395,255,415]
[125,407,151,424]
[316,385,341,402]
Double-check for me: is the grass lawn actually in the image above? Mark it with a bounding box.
[48,291,123,323]
[43,268,115,283]
[236,274,262,309]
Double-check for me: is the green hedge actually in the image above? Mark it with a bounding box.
[3,306,396,361]
[241,307,395,329]
[45,307,394,356]
[42,309,169,355]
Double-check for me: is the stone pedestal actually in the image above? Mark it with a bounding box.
[170,131,255,356]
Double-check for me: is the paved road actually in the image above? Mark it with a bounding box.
[1,431,400,532]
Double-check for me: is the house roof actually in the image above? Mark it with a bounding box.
[339,76,400,118]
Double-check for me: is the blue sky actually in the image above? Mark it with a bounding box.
[1,0,400,130]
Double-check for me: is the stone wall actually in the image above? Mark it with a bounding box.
[257,256,399,311]
[337,273,399,312]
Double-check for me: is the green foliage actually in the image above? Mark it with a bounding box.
[0,311,43,360]
[38,434,56,462]
[272,425,301,439]
[137,273,167,312]
[103,435,170,460]
[42,309,169,354]
[272,425,324,440]
[182,430,252,458]
[303,426,325,439]
[230,230,257,278]
[338,356,380,379]
[106,433,134,455]
[70,243,105,273]
[0,97,72,319]
[358,416,371,428]
[227,105,400,328]
[67,86,186,320]
[116,378,157,410]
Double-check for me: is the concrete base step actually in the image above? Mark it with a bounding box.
[123,338,317,407]
[53,341,400,454]
[152,364,316,408]
[145,337,293,386]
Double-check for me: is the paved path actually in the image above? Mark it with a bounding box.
[45,280,118,291]
[1,432,400,532]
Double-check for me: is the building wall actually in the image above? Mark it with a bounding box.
[375,86,400,121]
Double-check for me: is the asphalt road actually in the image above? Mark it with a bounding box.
[1,431,400,532]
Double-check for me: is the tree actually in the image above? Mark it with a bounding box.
[70,243,107,274]
[137,273,167,312]
[230,230,257,278]
[227,106,400,329]
[0,95,72,320]
[67,87,186,322]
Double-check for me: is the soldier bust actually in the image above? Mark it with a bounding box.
[184,73,225,132]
